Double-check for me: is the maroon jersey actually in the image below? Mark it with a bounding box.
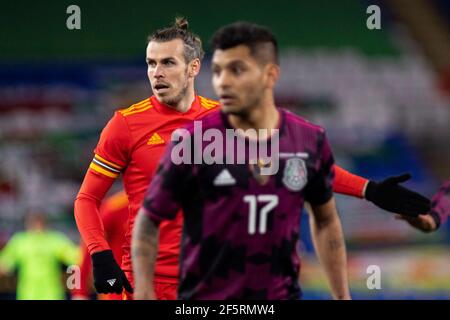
[142,108,335,300]
[430,180,450,227]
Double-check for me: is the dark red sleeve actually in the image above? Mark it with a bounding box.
[430,180,450,226]
[303,130,335,205]
[332,165,368,199]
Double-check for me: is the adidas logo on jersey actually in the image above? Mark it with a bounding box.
[213,169,236,186]
[147,133,165,145]
[107,279,116,287]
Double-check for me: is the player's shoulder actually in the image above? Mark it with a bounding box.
[116,97,155,119]
[281,108,326,135]
[8,232,27,242]
[198,95,220,112]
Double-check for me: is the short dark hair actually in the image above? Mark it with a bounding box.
[148,17,204,62]
[210,22,279,65]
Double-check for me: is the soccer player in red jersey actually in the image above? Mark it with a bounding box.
[72,191,128,300]
[75,18,430,300]
[74,18,220,299]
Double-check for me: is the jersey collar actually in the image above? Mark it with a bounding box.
[220,107,286,140]
[150,95,201,116]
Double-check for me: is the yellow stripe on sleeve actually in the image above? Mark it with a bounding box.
[119,99,152,115]
[121,104,152,117]
[89,162,119,178]
[199,96,220,110]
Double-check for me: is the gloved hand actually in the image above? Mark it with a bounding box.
[365,173,431,217]
[91,250,133,294]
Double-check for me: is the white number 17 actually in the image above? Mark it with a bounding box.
[243,195,279,235]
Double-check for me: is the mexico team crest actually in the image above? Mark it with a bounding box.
[282,157,307,191]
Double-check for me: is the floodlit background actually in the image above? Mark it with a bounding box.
[0,0,449,299]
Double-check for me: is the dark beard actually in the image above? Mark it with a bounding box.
[163,68,189,107]
[164,84,188,107]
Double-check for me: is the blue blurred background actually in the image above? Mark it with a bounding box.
[0,0,449,299]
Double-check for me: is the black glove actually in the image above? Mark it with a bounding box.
[365,173,431,217]
[92,250,133,294]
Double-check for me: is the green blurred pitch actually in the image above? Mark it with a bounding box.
[0,0,399,62]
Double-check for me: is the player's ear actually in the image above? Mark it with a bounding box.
[265,63,280,88]
[188,58,201,78]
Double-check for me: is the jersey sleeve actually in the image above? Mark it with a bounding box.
[142,140,192,223]
[74,169,116,254]
[74,112,131,255]
[430,180,450,228]
[304,130,335,205]
[332,165,368,198]
[0,234,21,272]
[90,112,131,179]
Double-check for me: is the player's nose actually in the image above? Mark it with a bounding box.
[153,64,165,78]
[216,71,232,89]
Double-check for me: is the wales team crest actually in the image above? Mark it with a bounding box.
[282,157,307,191]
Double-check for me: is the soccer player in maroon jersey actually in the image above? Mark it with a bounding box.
[132,22,352,300]
[397,180,449,232]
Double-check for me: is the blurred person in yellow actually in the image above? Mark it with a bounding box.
[0,212,80,300]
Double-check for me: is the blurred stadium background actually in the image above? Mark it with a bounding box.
[0,0,449,299]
